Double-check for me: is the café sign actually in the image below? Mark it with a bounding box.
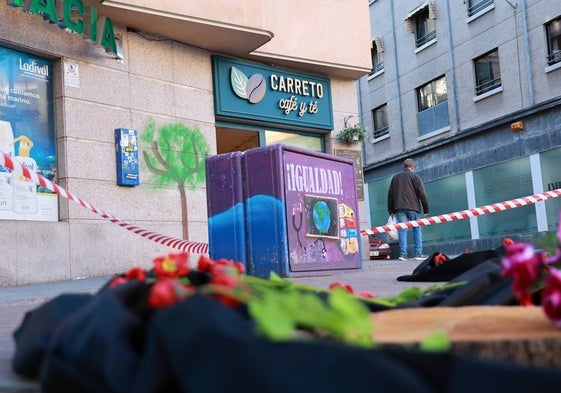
[212,56,333,130]
[8,0,118,57]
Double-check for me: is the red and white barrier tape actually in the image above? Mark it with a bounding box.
[0,153,209,255]
[360,189,561,237]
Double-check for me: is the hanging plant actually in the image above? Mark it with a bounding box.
[336,123,367,145]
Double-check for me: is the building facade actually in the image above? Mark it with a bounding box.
[0,0,372,285]
[360,0,561,256]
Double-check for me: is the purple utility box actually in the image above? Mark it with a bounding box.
[206,144,362,278]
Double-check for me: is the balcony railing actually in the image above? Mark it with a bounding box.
[416,30,436,48]
[467,0,494,17]
[373,126,389,139]
[475,76,501,95]
[368,61,384,76]
[547,50,561,66]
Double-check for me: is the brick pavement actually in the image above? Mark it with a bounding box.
[0,258,434,391]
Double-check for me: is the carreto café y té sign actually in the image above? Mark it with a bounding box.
[212,56,334,130]
[9,0,118,57]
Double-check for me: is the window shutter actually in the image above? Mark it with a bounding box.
[374,36,384,53]
[429,1,436,19]
[405,18,413,33]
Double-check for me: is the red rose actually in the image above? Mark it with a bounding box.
[542,268,561,329]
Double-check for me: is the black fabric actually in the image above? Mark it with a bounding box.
[397,249,500,282]
[12,288,561,393]
[12,293,92,378]
[8,250,557,392]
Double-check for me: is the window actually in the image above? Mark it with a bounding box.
[405,2,436,48]
[414,6,436,48]
[417,76,447,112]
[416,76,449,136]
[546,17,561,66]
[467,0,494,18]
[474,49,501,95]
[372,105,388,139]
[370,37,384,75]
[0,46,57,222]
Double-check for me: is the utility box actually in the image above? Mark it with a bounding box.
[115,128,139,187]
[206,144,362,278]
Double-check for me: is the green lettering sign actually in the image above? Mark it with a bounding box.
[89,6,97,44]
[100,17,117,55]
[64,0,85,35]
[9,0,119,58]
[30,0,57,23]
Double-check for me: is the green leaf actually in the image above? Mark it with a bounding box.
[419,330,451,352]
[230,66,248,99]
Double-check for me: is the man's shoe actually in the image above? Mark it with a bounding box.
[413,254,427,261]
[398,254,408,261]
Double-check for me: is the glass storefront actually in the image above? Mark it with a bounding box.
[368,149,561,245]
[423,174,470,244]
[473,157,536,237]
[540,147,561,232]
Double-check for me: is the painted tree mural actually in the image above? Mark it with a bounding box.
[141,118,210,240]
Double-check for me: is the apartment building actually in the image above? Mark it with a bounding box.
[0,0,371,285]
[360,0,561,255]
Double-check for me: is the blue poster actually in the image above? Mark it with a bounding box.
[0,46,57,221]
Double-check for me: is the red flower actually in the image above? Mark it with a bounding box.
[503,238,514,247]
[541,268,561,329]
[501,243,544,304]
[208,267,244,307]
[196,255,215,273]
[329,282,354,294]
[110,276,128,288]
[148,279,190,308]
[124,267,146,282]
[153,252,190,278]
[357,291,376,299]
[433,253,447,265]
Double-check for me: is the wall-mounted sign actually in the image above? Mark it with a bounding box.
[334,149,364,200]
[0,46,57,221]
[9,0,119,57]
[212,56,333,130]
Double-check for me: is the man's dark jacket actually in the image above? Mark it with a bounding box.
[388,170,429,215]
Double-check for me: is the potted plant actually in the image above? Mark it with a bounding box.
[336,123,367,145]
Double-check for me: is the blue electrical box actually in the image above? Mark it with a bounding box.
[115,128,139,186]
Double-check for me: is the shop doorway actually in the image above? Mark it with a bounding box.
[216,126,325,154]
[216,127,259,154]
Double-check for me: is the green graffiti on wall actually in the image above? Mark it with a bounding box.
[141,118,210,240]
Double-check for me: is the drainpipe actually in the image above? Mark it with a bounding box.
[520,0,535,106]
[390,0,405,150]
[445,0,460,132]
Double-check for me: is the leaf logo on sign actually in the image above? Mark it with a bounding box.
[230,66,266,104]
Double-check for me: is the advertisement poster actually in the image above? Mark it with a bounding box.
[0,46,57,221]
[283,150,361,271]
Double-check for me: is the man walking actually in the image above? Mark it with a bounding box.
[387,158,429,260]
